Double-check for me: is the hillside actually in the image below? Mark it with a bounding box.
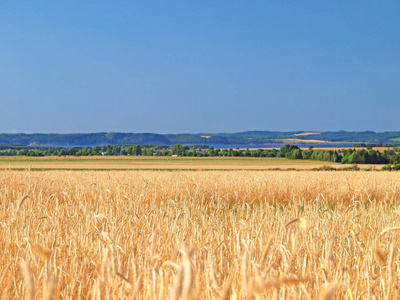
[0,131,399,146]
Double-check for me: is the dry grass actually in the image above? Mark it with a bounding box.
[293,132,321,137]
[279,139,349,144]
[0,156,345,170]
[1,170,400,299]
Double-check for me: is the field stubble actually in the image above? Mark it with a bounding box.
[0,156,348,170]
[1,171,400,299]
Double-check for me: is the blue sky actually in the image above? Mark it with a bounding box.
[1,1,399,133]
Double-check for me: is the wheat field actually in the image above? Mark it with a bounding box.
[1,170,400,299]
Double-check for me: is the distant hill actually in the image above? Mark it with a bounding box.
[0,131,399,146]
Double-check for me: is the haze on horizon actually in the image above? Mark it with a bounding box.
[1,1,399,134]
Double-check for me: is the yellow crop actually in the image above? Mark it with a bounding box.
[1,170,400,299]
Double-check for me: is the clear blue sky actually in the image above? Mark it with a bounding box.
[1,1,399,133]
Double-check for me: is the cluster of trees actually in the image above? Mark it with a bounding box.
[0,145,148,157]
[259,145,400,165]
[1,144,400,168]
[341,149,388,164]
[166,144,400,166]
[353,143,398,148]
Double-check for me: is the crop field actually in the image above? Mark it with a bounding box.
[1,170,400,299]
[0,156,379,171]
[278,139,339,144]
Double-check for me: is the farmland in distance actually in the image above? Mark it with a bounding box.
[0,156,380,171]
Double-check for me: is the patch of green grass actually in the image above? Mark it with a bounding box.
[390,137,400,142]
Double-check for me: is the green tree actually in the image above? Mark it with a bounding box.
[171,144,184,155]
[130,145,142,156]
[82,146,92,156]
[290,149,303,159]
[17,149,29,156]
[68,147,80,156]
[92,146,101,155]
[106,145,113,156]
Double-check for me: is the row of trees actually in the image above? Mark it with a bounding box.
[1,144,400,166]
[0,145,148,157]
[264,145,400,165]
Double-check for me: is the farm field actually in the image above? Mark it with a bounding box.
[1,170,400,299]
[0,156,380,171]
[278,138,346,144]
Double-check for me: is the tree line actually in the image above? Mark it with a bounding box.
[0,144,399,169]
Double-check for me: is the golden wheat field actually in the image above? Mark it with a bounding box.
[1,170,400,299]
